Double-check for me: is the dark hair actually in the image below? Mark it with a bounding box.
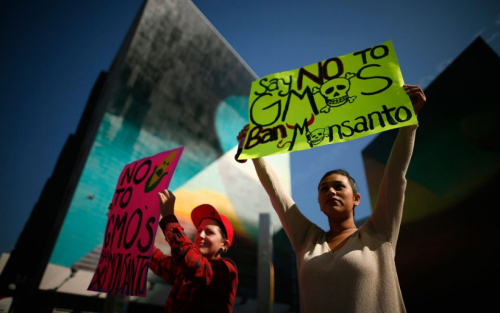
[318,169,359,196]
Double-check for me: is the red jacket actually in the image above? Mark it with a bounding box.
[150,215,238,312]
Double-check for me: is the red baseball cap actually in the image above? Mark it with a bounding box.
[191,204,234,247]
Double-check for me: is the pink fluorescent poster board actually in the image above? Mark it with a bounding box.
[88,146,184,296]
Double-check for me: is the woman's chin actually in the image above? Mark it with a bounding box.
[321,206,348,217]
[198,247,215,257]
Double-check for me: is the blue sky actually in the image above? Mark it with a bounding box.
[1,0,499,255]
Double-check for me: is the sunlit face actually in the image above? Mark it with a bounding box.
[317,174,360,218]
[194,218,227,259]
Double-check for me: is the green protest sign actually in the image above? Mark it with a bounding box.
[239,40,417,160]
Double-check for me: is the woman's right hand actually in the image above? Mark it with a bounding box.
[237,124,249,143]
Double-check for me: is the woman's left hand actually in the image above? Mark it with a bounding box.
[404,84,426,117]
[158,189,175,217]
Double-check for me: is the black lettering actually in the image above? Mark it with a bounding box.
[119,187,133,208]
[275,124,287,139]
[136,256,150,294]
[250,95,281,126]
[123,209,142,250]
[114,188,125,206]
[368,111,385,129]
[138,217,156,253]
[129,256,140,294]
[244,125,289,150]
[323,57,344,79]
[110,252,124,290]
[370,45,389,59]
[89,265,106,289]
[354,116,369,132]
[245,125,262,149]
[261,128,273,143]
[113,213,128,249]
[328,124,343,141]
[277,76,293,97]
[133,160,151,185]
[357,64,393,95]
[255,77,292,97]
[353,45,389,64]
[284,86,318,120]
[381,105,398,125]
[297,62,323,90]
[120,253,133,294]
[353,48,371,65]
[341,121,355,137]
[95,252,153,295]
[323,104,406,143]
[289,118,311,150]
[120,163,137,186]
[395,106,412,122]
[268,78,279,92]
[98,250,111,289]
[104,216,115,248]
[297,58,343,90]
[254,78,271,97]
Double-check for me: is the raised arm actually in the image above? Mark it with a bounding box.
[364,85,426,244]
[237,126,314,250]
[156,190,237,287]
[149,245,177,283]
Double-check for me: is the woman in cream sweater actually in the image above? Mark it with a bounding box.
[237,84,426,313]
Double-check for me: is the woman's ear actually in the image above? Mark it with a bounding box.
[354,193,361,206]
[223,239,229,251]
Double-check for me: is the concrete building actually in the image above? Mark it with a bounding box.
[0,1,296,312]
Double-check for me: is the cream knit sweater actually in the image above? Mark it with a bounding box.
[252,125,417,313]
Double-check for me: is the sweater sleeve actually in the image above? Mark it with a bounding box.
[363,124,418,245]
[252,157,315,251]
[149,245,177,284]
[159,215,237,288]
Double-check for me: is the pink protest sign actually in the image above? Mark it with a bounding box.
[88,146,184,296]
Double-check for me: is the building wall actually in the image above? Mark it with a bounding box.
[47,0,295,307]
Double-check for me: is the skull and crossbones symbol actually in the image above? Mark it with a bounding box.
[312,72,357,113]
[306,127,329,147]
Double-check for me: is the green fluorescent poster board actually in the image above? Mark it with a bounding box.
[240,40,417,159]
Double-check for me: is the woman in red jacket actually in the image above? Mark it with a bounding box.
[149,189,238,313]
